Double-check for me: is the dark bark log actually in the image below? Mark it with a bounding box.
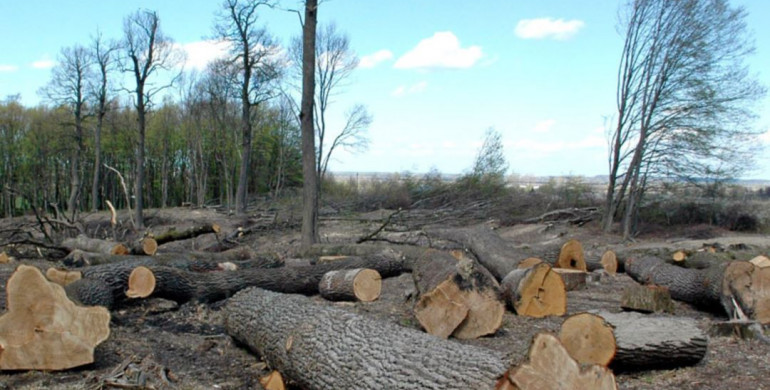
[153,224,220,246]
[61,235,128,255]
[63,247,280,269]
[126,237,157,256]
[224,288,511,390]
[620,284,674,314]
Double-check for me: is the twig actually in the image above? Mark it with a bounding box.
[104,163,135,229]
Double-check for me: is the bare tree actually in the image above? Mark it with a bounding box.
[301,0,319,249]
[88,31,117,212]
[40,45,93,220]
[604,0,765,238]
[120,9,183,228]
[214,0,281,216]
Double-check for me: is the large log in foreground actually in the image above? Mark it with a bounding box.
[412,250,504,339]
[224,288,510,390]
[0,265,110,370]
[626,256,770,324]
[559,311,707,371]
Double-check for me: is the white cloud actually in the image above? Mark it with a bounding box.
[760,130,770,144]
[0,64,18,72]
[391,81,428,97]
[533,119,556,133]
[31,56,55,69]
[359,49,393,69]
[515,18,585,40]
[179,40,232,70]
[394,31,483,70]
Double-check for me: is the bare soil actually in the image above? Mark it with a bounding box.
[1,206,769,390]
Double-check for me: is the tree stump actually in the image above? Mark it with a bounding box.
[620,284,675,314]
[500,262,566,317]
[412,250,504,339]
[0,265,111,370]
[318,268,381,302]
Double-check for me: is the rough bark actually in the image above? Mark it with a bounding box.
[318,268,381,302]
[552,269,586,291]
[153,224,220,246]
[126,237,158,256]
[561,311,708,371]
[62,235,129,255]
[224,288,511,390]
[620,284,675,314]
[0,265,110,370]
[626,256,770,323]
[586,250,618,274]
[500,263,566,318]
[412,249,504,339]
[300,0,319,249]
[63,247,279,269]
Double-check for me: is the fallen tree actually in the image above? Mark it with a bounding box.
[152,224,221,246]
[626,256,770,324]
[63,247,280,269]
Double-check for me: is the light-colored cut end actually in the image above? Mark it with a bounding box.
[317,255,349,263]
[212,223,221,234]
[559,312,617,366]
[557,239,587,271]
[142,237,158,256]
[600,250,618,274]
[126,266,156,299]
[517,257,543,269]
[259,370,286,390]
[723,261,770,325]
[414,279,470,338]
[0,252,10,264]
[111,243,130,255]
[672,250,687,262]
[45,267,83,287]
[749,255,770,268]
[352,269,382,302]
[502,262,567,318]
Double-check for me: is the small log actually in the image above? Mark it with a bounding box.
[500,262,566,318]
[620,284,674,314]
[556,239,587,271]
[750,255,770,268]
[224,288,511,390]
[586,250,618,274]
[0,265,111,370]
[64,246,276,269]
[318,268,381,302]
[708,319,770,342]
[412,249,504,339]
[126,237,158,256]
[552,268,586,291]
[503,333,617,390]
[317,255,349,264]
[672,250,688,262]
[62,235,129,255]
[126,266,155,298]
[45,267,82,287]
[153,224,221,246]
[560,311,708,370]
[260,371,286,390]
[626,256,770,324]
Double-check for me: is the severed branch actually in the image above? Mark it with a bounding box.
[356,208,403,244]
[104,163,135,229]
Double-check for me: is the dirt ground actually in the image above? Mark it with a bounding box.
[1,206,769,390]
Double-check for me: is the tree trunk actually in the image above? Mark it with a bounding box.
[620,284,675,313]
[300,0,319,250]
[412,249,504,339]
[153,224,221,246]
[626,256,770,324]
[224,287,512,390]
[63,247,280,269]
[135,91,146,229]
[62,235,129,255]
[500,262,566,318]
[318,268,381,302]
[559,311,707,371]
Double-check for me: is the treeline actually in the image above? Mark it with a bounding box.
[0,92,302,218]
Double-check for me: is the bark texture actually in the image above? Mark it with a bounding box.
[620,284,675,313]
[224,288,510,390]
[318,268,381,302]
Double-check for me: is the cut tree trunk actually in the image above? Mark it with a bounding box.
[500,262,566,317]
[63,247,281,270]
[560,311,707,371]
[0,265,110,370]
[153,224,221,246]
[552,268,586,291]
[224,287,512,390]
[586,250,618,274]
[626,256,770,324]
[318,268,381,302]
[126,237,158,256]
[502,333,617,390]
[62,235,129,255]
[412,249,504,339]
[620,284,674,314]
[556,239,587,271]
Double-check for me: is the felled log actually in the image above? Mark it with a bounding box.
[626,256,770,324]
[502,333,617,390]
[63,247,280,270]
[556,239,587,271]
[500,262,566,317]
[620,284,674,313]
[666,251,733,269]
[0,265,110,370]
[552,269,586,291]
[559,311,707,370]
[412,249,504,339]
[126,237,158,256]
[62,234,129,255]
[121,253,408,307]
[224,287,512,390]
[586,250,618,274]
[318,268,381,302]
[153,224,221,246]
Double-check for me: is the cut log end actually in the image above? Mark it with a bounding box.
[260,370,286,390]
[141,238,158,256]
[110,243,130,255]
[318,268,382,302]
[212,223,221,234]
[723,261,770,324]
[501,263,566,318]
[557,239,587,271]
[0,252,10,264]
[749,255,770,268]
[45,267,83,287]
[0,265,111,370]
[126,266,157,299]
[559,312,617,367]
[414,279,469,338]
[506,333,617,390]
[600,250,618,274]
[672,250,687,262]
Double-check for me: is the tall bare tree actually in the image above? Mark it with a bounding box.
[40,45,93,220]
[121,9,182,228]
[301,0,319,249]
[214,0,281,216]
[604,0,765,238]
[88,31,117,211]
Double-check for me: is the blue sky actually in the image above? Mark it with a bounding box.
[1,1,769,178]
